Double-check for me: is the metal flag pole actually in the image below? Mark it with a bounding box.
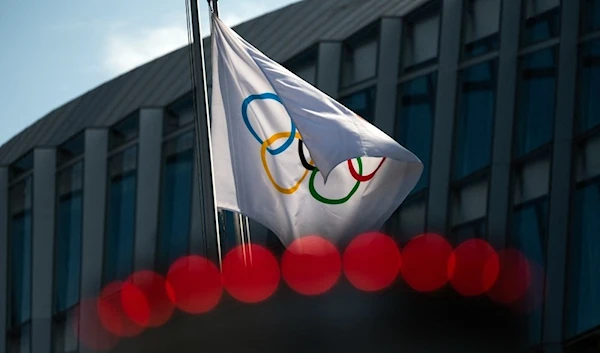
[187,0,222,270]
[210,0,219,17]
[208,0,254,266]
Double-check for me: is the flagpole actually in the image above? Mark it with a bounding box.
[211,0,219,17]
[188,0,222,269]
[209,0,254,264]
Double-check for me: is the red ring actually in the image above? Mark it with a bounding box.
[347,158,386,182]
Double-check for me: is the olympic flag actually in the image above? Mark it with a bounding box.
[210,16,423,247]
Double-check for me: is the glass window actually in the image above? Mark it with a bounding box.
[566,181,600,338]
[54,162,83,313]
[157,132,194,272]
[463,0,501,58]
[521,0,561,47]
[103,147,137,284]
[165,94,194,135]
[341,26,379,87]
[453,60,497,180]
[8,323,31,353]
[510,197,548,346]
[9,152,33,182]
[577,39,600,134]
[57,133,84,166]
[109,113,139,150]
[286,48,318,87]
[291,63,317,87]
[403,4,440,71]
[340,86,377,123]
[8,177,33,328]
[515,47,558,157]
[51,309,78,353]
[582,0,600,34]
[451,218,486,246]
[396,73,437,192]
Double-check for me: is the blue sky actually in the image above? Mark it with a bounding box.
[0,0,299,146]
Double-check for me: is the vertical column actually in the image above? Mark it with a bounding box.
[374,17,402,137]
[31,148,56,353]
[542,1,580,351]
[486,0,522,249]
[0,167,7,353]
[316,41,342,99]
[80,129,108,299]
[134,108,164,271]
[426,0,463,233]
[80,129,108,353]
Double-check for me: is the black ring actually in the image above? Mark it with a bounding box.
[298,140,316,171]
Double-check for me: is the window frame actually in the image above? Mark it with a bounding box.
[512,45,560,162]
[580,0,600,36]
[460,0,502,60]
[338,85,378,123]
[574,38,600,137]
[400,0,442,74]
[520,0,562,48]
[446,172,491,237]
[339,20,381,90]
[6,154,34,340]
[394,72,438,195]
[51,153,84,319]
[101,134,139,286]
[451,58,499,183]
[507,194,550,347]
[154,127,196,273]
[449,216,487,246]
[283,44,319,87]
[563,125,600,341]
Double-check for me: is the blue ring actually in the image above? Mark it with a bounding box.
[241,93,296,156]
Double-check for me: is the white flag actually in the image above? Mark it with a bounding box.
[210,16,423,247]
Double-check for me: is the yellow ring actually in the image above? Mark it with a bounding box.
[261,131,311,195]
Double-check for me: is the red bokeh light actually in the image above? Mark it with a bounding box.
[487,249,532,305]
[97,281,144,337]
[401,233,453,292]
[121,271,174,328]
[282,235,341,296]
[343,232,401,292]
[73,298,120,351]
[166,255,222,314]
[448,239,499,297]
[222,244,280,303]
[511,260,546,315]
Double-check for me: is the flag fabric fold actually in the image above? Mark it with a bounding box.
[210,16,423,247]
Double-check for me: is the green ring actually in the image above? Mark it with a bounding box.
[308,158,362,205]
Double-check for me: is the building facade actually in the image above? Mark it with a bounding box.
[1,0,600,352]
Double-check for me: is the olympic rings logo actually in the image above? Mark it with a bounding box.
[241,93,386,205]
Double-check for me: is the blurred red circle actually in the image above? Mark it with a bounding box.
[401,233,453,292]
[166,255,222,314]
[511,259,546,315]
[343,232,401,292]
[487,249,532,305]
[222,244,280,303]
[97,281,144,337]
[122,271,174,328]
[448,239,499,297]
[73,298,120,351]
[282,235,341,296]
